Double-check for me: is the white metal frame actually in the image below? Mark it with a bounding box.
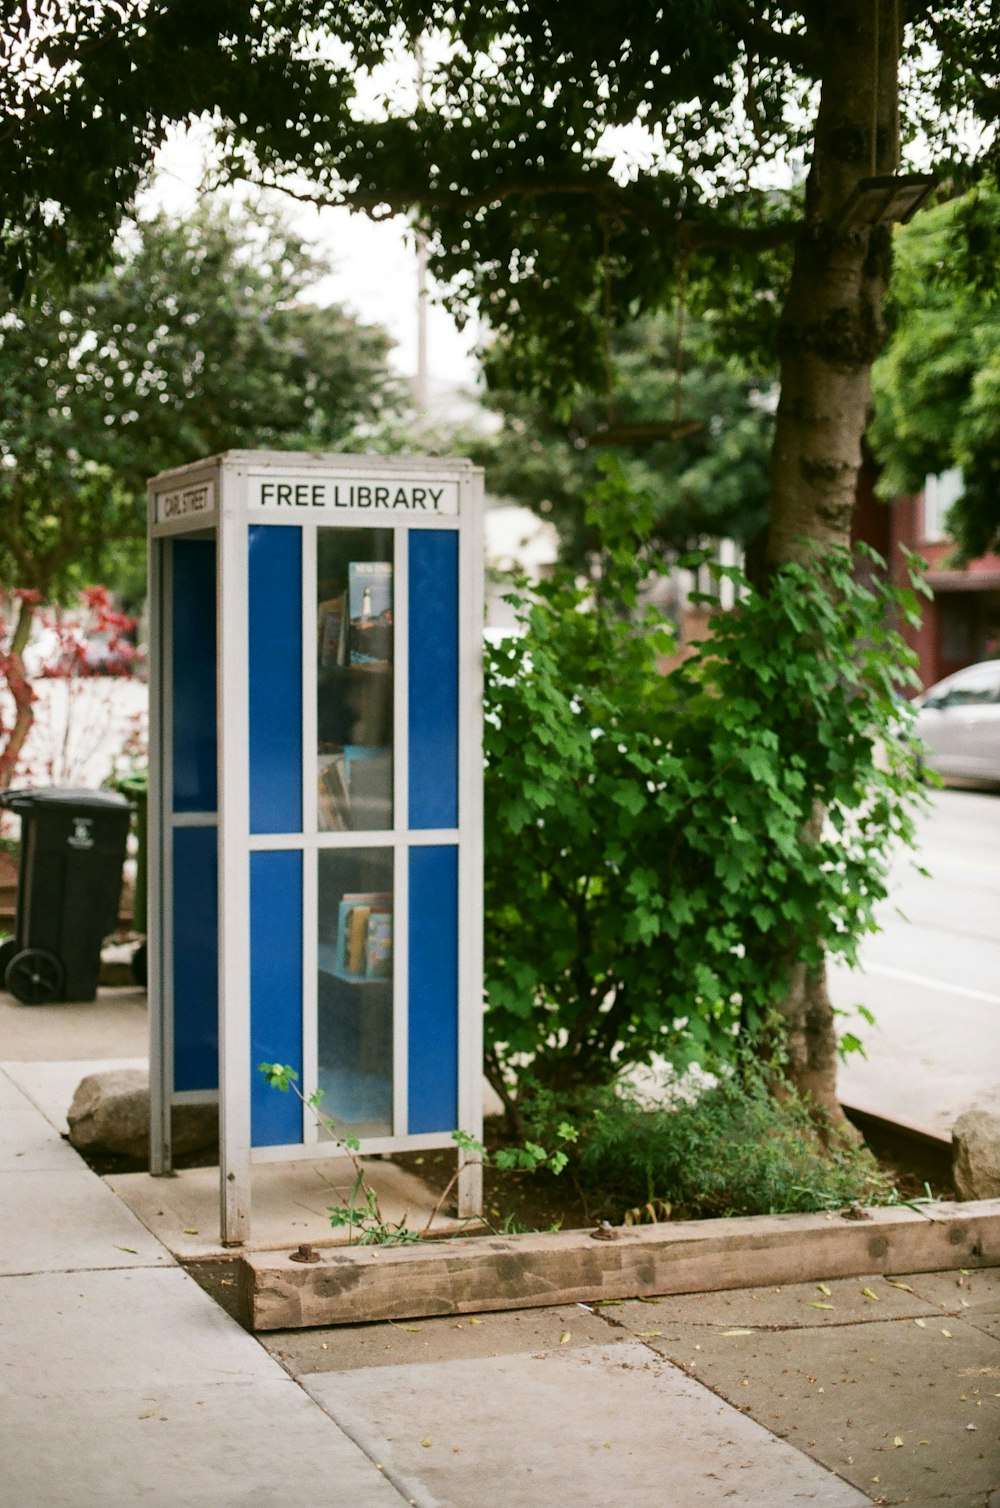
[148,452,484,1244]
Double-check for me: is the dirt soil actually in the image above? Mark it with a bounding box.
[182,1121,955,1332]
[391,1115,954,1239]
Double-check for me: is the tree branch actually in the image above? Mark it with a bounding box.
[259,170,800,254]
[720,2,822,73]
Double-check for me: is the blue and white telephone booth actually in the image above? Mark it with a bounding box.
[147,452,484,1244]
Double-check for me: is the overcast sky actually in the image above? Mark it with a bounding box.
[144,125,481,389]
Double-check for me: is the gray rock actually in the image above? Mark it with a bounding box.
[951,1109,1000,1201]
[67,1068,218,1163]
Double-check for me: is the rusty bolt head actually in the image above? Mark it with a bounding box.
[289,1243,321,1263]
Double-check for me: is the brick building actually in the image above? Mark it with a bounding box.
[853,458,1000,691]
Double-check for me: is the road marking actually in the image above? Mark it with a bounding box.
[862,961,1000,1007]
[919,848,1000,879]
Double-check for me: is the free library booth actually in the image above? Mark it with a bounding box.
[147,451,484,1245]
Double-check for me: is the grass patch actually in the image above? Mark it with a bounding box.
[524,1070,897,1222]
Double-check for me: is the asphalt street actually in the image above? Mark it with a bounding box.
[832,785,1000,1139]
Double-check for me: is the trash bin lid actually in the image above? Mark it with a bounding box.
[111,773,148,796]
[0,786,133,813]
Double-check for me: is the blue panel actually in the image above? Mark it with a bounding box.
[408,846,458,1133]
[250,850,304,1146]
[248,526,302,834]
[409,531,459,829]
[172,539,217,813]
[173,826,218,1092]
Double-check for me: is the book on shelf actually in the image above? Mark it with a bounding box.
[318,747,392,833]
[318,592,347,667]
[348,561,393,669]
[317,753,350,831]
[334,892,393,980]
[365,910,392,979]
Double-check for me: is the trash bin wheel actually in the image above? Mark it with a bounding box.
[0,937,18,982]
[5,947,64,1005]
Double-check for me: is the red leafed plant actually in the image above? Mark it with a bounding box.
[37,586,141,681]
[0,586,142,793]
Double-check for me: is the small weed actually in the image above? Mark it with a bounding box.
[259,1064,574,1244]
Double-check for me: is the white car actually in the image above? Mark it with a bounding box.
[913,659,1000,783]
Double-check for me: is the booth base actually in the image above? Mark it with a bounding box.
[106,1157,463,1261]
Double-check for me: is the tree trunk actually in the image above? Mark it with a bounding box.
[765,1,901,1120]
[0,594,38,792]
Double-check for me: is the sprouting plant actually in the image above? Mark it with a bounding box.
[259,1062,415,1244]
[259,1063,576,1244]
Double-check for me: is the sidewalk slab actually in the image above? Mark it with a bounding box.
[610,1273,1000,1506]
[0,1072,80,1172]
[0,1267,280,1394]
[302,1337,868,1507]
[264,1301,622,1377]
[0,1166,171,1274]
[0,986,148,1063]
[0,1383,402,1508]
[0,1268,401,1508]
[0,1062,170,1274]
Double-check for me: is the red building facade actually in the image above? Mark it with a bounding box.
[853,457,1000,691]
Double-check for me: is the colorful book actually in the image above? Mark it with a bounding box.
[348,561,393,668]
[346,905,371,975]
[365,910,393,979]
[317,754,350,831]
[334,892,393,979]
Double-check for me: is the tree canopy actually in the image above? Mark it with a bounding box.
[0,199,403,790]
[475,310,774,566]
[870,187,1000,561]
[0,201,403,602]
[5,6,996,560]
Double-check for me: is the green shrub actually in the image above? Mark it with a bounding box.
[526,1071,896,1220]
[483,462,926,1102]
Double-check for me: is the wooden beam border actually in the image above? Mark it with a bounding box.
[238,1198,1000,1331]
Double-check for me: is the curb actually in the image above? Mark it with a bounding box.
[239,1197,1000,1331]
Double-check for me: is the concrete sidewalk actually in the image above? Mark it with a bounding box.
[1,1052,875,1507]
[1,987,999,1505]
[0,1060,403,1507]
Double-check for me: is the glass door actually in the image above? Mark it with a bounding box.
[315,526,395,1138]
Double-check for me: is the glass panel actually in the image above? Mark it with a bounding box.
[316,528,394,832]
[317,848,393,1139]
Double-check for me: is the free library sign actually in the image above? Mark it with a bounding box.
[251,475,460,515]
[152,472,461,525]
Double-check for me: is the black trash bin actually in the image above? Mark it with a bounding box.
[0,788,133,1004]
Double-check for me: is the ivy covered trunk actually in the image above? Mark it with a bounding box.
[765,1,902,1121]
